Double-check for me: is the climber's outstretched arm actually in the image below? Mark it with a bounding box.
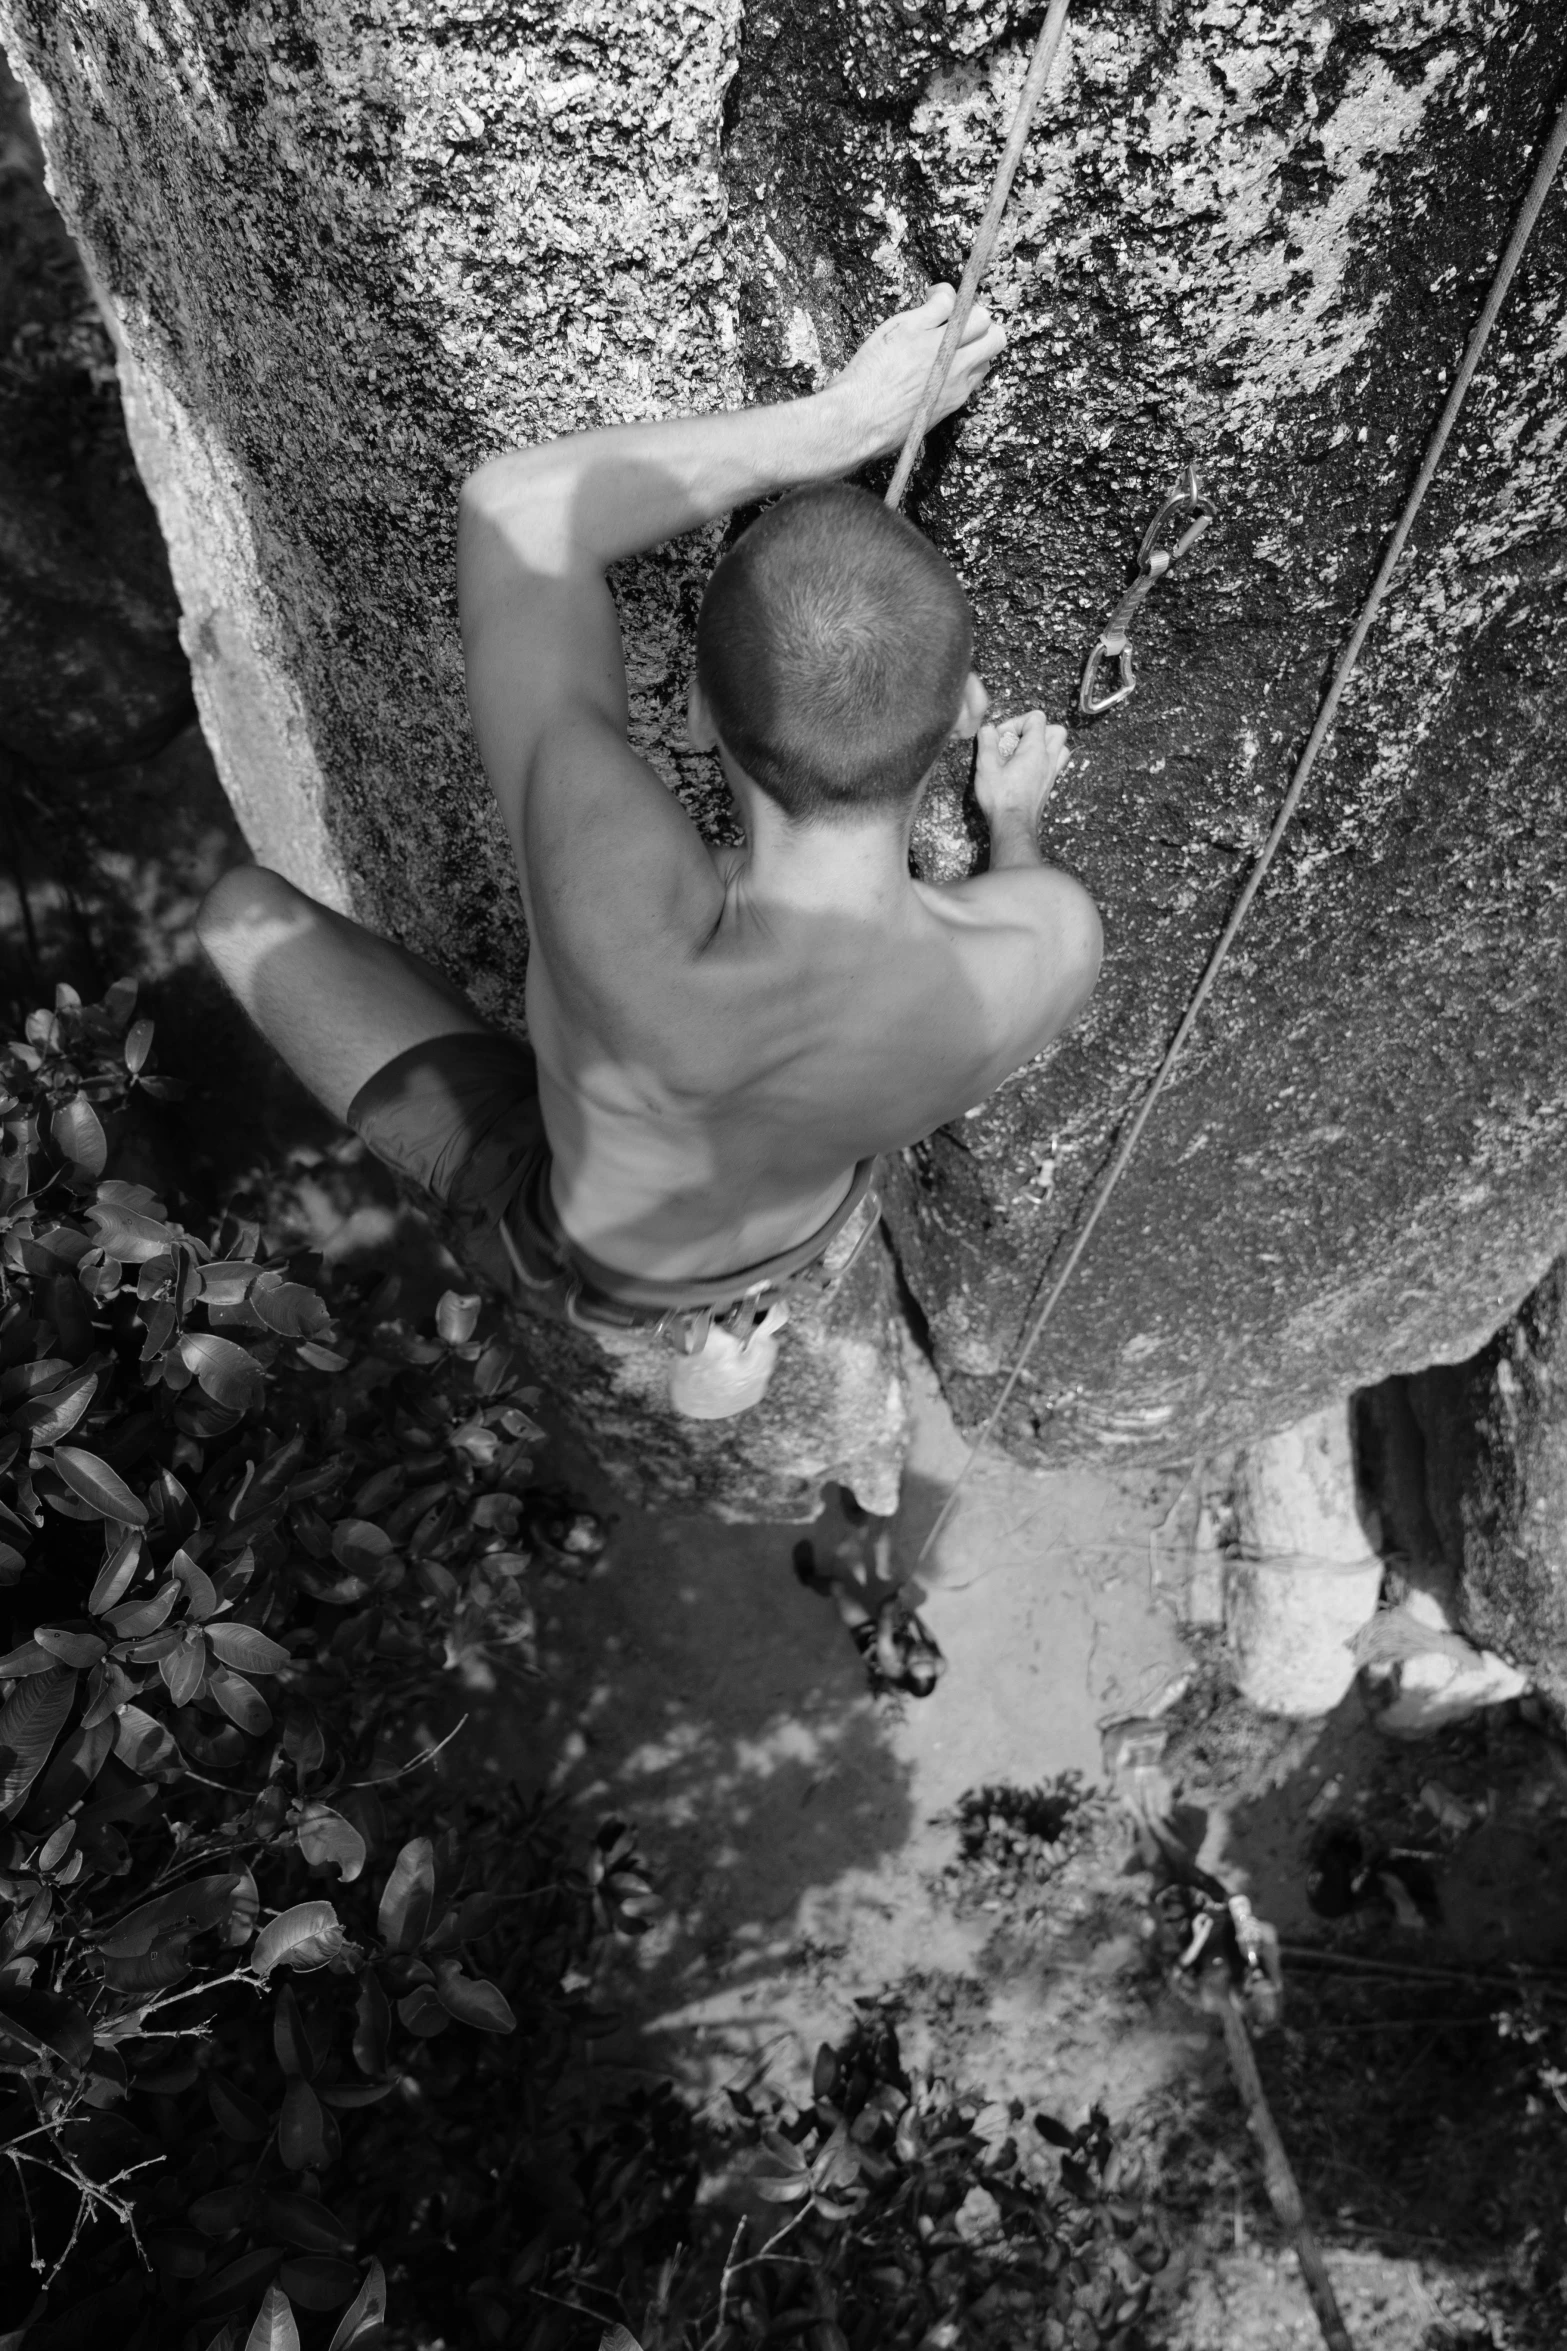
[456,287,1005,910]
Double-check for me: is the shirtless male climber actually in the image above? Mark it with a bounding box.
[198,285,1103,1421]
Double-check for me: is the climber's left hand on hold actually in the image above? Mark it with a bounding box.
[828,282,1007,458]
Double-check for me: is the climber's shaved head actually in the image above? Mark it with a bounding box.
[695,483,973,824]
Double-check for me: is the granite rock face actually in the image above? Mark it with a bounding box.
[5,0,1567,1509]
[0,56,190,771]
[1407,1261,1567,1719]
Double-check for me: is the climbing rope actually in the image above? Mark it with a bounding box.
[918,81,1567,1567]
[884,0,1073,511]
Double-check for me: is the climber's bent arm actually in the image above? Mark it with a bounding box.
[455,287,1005,927]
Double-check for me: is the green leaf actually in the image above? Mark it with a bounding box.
[100,1944,191,1994]
[52,1446,148,1525]
[0,1988,92,2069]
[88,1529,143,1615]
[281,1702,326,1777]
[0,2296,46,2351]
[172,1545,221,1620]
[435,1290,481,1345]
[296,1341,350,1373]
[200,1258,260,1308]
[185,2247,285,2326]
[294,1802,367,1883]
[191,2184,254,2237]
[179,1333,267,1415]
[326,2260,386,2351]
[473,1341,520,1398]
[396,1984,449,2037]
[104,1578,178,1636]
[86,1200,177,1263]
[205,1621,290,1676]
[262,2191,353,2257]
[17,1368,98,1445]
[0,1666,75,1818]
[98,1872,249,1959]
[330,1519,392,1571]
[52,1097,107,1179]
[319,2080,395,2109]
[252,1901,344,1977]
[272,1983,320,2080]
[251,1278,331,1340]
[33,1625,106,1670]
[352,1971,390,2076]
[239,1432,307,1520]
[754,2174,812,2203]
[124,1016,155,1074]
[246,2282,300,2351]
[209,2074,273,2144]
[209,1666,273,1736]
[433,1963,516,2034]
[277,2076,327,2171]
[113,1702,179,1775]
[377,1836,434,1953]
[121,1625,183,1664]
[278,2257,359,2312]
[0,1639,56,1676]
[161,1631,208,1707]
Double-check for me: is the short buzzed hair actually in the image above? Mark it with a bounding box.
[695,484,973,824]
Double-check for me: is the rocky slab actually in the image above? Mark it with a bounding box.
[6,2,1566,1509]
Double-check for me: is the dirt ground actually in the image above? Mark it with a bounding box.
[339,1270,1561,2351]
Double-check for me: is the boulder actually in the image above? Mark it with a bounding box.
[1407,1260,1567,1719]
[5,1,1567,1511]
[1352,1372,1530,1733]
[0,56,191,771]
[1224,1403,1384,1717]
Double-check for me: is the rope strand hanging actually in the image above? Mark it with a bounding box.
[917,82,1567,1567]
[884,0,1073,511]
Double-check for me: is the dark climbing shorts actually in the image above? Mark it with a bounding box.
[346,1031,881,1345]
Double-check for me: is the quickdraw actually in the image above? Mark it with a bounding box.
[1077,464,1217,716]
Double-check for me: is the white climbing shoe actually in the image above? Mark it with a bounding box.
[668,1302,790,1420]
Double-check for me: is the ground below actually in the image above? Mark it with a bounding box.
[269,1131,1567,2351]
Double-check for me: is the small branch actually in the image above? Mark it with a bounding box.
[7,2145,42,2275]
[697,2218,748,2351]
[347,1712,468,1786]
[133,1967,263,2022]
[714,2202,813,2283]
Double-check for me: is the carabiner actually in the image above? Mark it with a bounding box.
[1079,635,1136,715]
[1077,466,1215,718]
[1136,464,1216,573]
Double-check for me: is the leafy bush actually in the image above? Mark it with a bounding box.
[0,983,658,2350]
[710,2006,1169,2351]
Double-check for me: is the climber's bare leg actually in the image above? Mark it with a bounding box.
[196,865,491,1124]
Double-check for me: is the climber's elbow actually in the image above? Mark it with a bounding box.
[1056,876,1103,1023]
[458,448,580,583]
[1021,868,1102,1046]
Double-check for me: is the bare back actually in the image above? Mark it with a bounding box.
[521,801,1100,1279]
[454,336,1101,1283]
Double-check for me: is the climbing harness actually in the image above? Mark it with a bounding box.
[915,78,1567,1570]
[884,0,1073,512]
[1077,464,1216,715]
